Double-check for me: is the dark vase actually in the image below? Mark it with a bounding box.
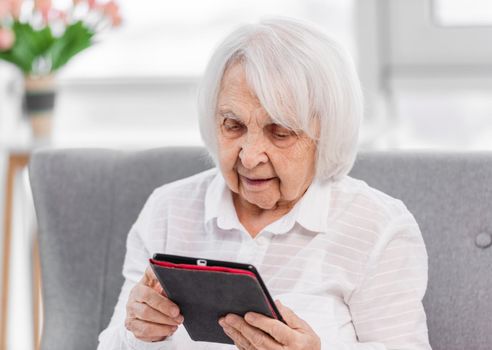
[23,74,57,140]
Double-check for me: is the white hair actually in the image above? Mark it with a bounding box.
[197,17,363,181]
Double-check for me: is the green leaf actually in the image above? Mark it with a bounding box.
[0,21,94,73]
[0,22,55,73]
[48,21,95,72]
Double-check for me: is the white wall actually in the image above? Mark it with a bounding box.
[386,0,492,68]
[356,0,492,150]
[53,77,203,148]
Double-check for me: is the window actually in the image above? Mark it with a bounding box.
[433,0,492,27]
[52,0,355,148]
[61,0,356,80]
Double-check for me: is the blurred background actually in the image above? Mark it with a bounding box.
[1,0,492,349]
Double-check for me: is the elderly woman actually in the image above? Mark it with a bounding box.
[98,17,431,350]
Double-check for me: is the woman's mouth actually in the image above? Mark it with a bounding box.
[240,175,276,188]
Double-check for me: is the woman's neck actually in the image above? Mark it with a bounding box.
[232,193,297,238]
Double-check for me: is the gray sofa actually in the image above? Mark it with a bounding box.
[29,147,492,350]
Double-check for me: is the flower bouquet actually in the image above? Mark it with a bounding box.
[0,0,121,138]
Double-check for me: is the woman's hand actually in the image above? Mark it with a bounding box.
[219,300,321,350]
[125,266,184,342]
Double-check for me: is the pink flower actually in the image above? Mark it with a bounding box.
[102,1,121,27]
[87,0,97,9]
[52,9,67,24]
[0,1,11,19]
[0,27,15,51]
[35,0,52,22]
[7,0,22,19]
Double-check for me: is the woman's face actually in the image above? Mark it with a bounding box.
[216,63,317,212]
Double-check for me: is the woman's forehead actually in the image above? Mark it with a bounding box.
[219,67,259,104]
[220,62,248,90]
[217,104,275,126]
[217,61,302,130]
[217,68,269,121]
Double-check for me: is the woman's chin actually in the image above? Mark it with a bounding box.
[239,191,279,211]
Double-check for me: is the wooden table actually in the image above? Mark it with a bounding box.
[1,147,42,350]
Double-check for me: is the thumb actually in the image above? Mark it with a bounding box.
[275,300,310,331]
[141,266,164,294]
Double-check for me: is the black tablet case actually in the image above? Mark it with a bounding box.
[150,257,280,344]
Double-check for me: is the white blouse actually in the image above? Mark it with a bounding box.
[98,168,431,350]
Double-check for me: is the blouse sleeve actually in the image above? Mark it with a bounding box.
[97,191,175,350]
[342,211,432,350]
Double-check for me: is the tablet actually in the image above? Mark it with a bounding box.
[149,253,284,344]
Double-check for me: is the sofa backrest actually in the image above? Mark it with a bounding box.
[29,148,492,350]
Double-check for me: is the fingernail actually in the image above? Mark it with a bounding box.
[176,315,184,323]
[245,313,255,322]
[218,318,225,327]
[171,307,179,317]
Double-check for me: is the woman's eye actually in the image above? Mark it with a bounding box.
[273,131,291,139]
[225,122,241,131]
[221,118,245,137]
[270,126,296,139]
[267,124,299,147]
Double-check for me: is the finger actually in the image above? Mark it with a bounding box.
[244,312,292,345]
[223,314,281,350]
[132,284,181,318]
[275,300,311,331]
[223,326,252,350]
[141,266,164,294]
[128,301,183,326]
[125,318,177,342]
[220,319,253,350]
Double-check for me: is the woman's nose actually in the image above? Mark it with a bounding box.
[239,135,269,169]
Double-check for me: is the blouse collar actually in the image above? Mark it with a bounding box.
[204,171,332,235]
